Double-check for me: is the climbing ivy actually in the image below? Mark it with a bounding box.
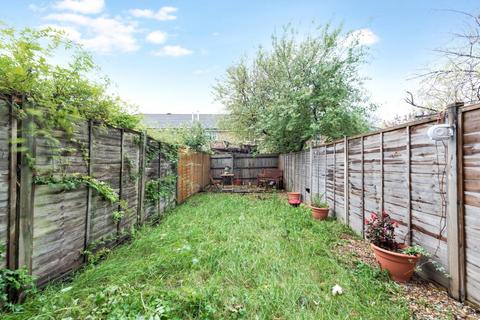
[33,174,126,207]
[145,142,178,166]
[145,174,177,205]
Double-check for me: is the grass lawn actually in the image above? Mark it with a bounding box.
[4,193,410,319]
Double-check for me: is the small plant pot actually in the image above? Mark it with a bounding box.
[371,243,420,282]
[287,192,301,202]
[311,206,329,220]
[234,178,242,186]
[288,199,301,207]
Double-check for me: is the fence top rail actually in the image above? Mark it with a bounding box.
[459,102,480,113]
[211,153,279,158]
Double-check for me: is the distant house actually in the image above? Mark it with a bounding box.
[141,113,230,141]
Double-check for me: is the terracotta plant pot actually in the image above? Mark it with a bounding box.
[311,206,329,220]
[287,192,301,202]
[371,243,420,282]
[234,178,242,186]
[289,199,301,207]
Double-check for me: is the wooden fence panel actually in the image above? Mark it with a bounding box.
[463,107,480,305]
[383,128,410,241]
[120,132,141,231]
[144,139,160,219]
[32,124,89,284]
[311,147,326,202]
[348,138,364,235]
[234,154,279,184]
[177,150,210,204]
[325,145,335,212]
[334,142,345,221]
[410,122,449,285]
[363,134,382,223]
[0,100,10,267]
[210,153,279,185]
[90,125,122,242]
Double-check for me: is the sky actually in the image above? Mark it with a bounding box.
[1,0,479,120]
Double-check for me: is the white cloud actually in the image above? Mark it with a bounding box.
[153,45,193,57]
[45,13,139,53]
[146,30,167,44]
[346,28,379,46]
[130,6,177,21]
[29,3,47,13]
[54,0,105,14]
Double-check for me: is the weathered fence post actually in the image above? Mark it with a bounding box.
[309,142,314,204]
[406,126,412,245]
[446,102,465,301]
[380,132,384,214]
[84,120,94,256]
[360,136,365,239]
[343,137,349,225]
[333,144,336,214]
[17,100,35,273]
[118,129,124,233]
[157,141,162,215]
[8,97,18,270]
[137,132,146,224]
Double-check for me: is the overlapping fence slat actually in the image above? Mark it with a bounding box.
[177,150,210,204]
[210,153,278,185]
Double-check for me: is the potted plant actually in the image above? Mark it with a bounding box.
[289,199,301,207]
[287,192,301,203]
[365,211,421,282]
[310,194,329,220]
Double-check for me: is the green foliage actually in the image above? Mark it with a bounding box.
[150,122,212,153]
[145,142,179,169]
[0,247,36,312]
[83,247,112,265]
[311,194,329,208]
[145,174,177,205]
[3,194,411,319]
[401,245,429,257]
[402,245,449,276]
[112,210,126,224]
[182,122,212,152]
[161,143,180,165]
[0,24,141,154]
[33,174,120,204]
[214,24,376,152]
[123,155,139,182]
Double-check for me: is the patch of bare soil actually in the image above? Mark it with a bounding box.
[336,235,480,320]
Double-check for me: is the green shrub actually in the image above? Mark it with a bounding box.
[311,194,328,208]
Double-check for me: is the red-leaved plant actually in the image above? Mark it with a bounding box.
[365,211,400,252]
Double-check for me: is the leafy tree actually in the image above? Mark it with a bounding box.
[214,24,375,153]
[150,122,212,152]
[405,11,480,114]
[0,24,141,139]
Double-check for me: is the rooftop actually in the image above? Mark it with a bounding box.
[142,113,223,129]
